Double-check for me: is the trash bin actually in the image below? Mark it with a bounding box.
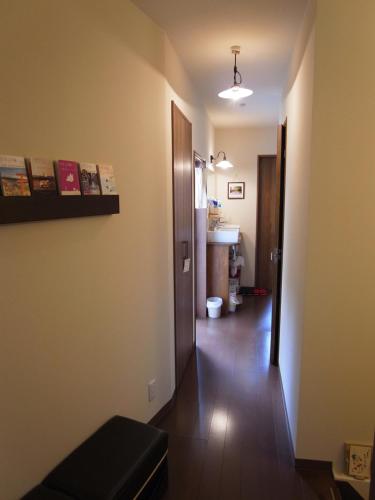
[229,293,241,313]
[207,297,223,318]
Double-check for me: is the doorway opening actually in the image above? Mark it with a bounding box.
[173,115,287,387]
[193,124,287,369]
[253,122,287,367]
[270,123,287,366]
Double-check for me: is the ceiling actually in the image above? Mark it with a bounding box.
[132,0,308,127]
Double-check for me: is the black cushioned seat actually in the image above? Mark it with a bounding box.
[22,415,168,500]
[23,485,73,499]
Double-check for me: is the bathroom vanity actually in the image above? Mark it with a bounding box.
[207,242,231,314]
[207,238,241,314]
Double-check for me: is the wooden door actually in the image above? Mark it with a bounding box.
[255,155,277,290]
[172,102,194,387]
[270,124,287,366]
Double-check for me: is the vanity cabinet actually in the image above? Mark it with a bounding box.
[207,243,231,314]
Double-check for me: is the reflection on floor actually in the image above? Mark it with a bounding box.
[159,297,319,500]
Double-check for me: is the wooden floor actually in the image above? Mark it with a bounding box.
[158,297,319,500]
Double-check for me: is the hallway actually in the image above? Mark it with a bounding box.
[159,298,318,500]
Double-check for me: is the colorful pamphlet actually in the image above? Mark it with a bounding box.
[79,162,101,195]
[97,164,117,195]
[29,158,57,192]
[56,160,81,195]
[0,155,31,196]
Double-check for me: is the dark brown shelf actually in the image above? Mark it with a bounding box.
[0,195,120,224]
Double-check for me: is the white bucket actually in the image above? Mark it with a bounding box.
[207,297,223,319]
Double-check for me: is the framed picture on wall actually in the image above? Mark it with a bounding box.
[228,181,245,199]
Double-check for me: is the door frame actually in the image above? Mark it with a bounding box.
[370,431,375,499]
[254,154,277,289]
[193,151,207,320]
[171,101,196,388]
[270,121,287,366]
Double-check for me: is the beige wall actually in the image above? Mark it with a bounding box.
[279,25,315,449]
[0,1,212,498]
[281,0,375,484]
[214,127,277,286]
[207,168,216,200]
[296,0,375,475]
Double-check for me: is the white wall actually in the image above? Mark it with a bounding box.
[214,127,277,286]
[0,1,212,498]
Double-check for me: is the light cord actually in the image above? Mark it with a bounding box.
[233,52,243,86]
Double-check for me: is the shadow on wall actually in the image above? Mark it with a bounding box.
[85,0,201,109]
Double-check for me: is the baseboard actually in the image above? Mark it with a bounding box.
[148,391,176,427]
[295,458,333,471]
[277,367,296,462]
[277,371,333,474]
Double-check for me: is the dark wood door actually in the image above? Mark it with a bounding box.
[255,155,277,290]
[172,102,194,387]
[270,124,287,366]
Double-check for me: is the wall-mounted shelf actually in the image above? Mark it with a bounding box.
[0,195,119,224]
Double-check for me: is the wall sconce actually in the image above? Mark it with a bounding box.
[209,151,234,170]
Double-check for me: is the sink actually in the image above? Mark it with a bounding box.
[207,227,240,243]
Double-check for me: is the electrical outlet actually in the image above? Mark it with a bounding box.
[148,379,156,402]
[345,442,373,479]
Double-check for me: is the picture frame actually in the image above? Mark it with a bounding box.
[228,181,245,199]
[345,443,373,479]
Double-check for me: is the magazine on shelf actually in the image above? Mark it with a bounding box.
[28,158,57,193]
[55,160,81,195]
[0,155,31,196]
[79,162,101,195]
[97,164,117,195]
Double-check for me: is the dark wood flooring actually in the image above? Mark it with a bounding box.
[158,297,320,500]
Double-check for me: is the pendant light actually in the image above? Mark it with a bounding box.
[210,151,234,170]
[218,46,253,100]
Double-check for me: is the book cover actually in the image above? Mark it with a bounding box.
[56,160,81,195]
[79,162,101,195]
[98,164,117,195]
[0,155,31,196]
[29,158,57,193]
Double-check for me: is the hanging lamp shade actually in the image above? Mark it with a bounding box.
[218,46,253,101]
[218,85,253,100]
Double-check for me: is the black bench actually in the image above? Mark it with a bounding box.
[23,416,168,500]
